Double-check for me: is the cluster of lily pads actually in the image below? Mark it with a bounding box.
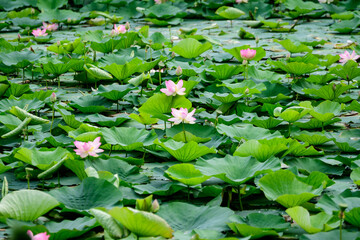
[0,0,360,239]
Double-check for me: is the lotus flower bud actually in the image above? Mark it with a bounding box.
[151,199,160,212]
[244,88,250,95]
[175,66,182,76]
[125,22,130,30]
[50,92,56,102]
[171,52,176,58]
[57,40,61,47]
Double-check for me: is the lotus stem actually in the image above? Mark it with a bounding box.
[109,144,112,157]
[50,103,55,134]
[187,185,190,202]
[182,122,187,143]
[237,185,243,211]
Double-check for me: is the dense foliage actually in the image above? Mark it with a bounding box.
[0,0,359,239]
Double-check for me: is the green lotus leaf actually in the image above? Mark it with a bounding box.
[50,177,122,210]
[215,6,245,20]
[326,132,360,152]
[217,123,282,141]
[45,216,98,240]
[138,93,192,119]
[228,213,289,239]
[157,202,234,232]
[0,50,40,68]
[285,0,322,12]
[84,113,129,127]
[331,11,355,20]
[292,131,331,145]
[37,0,67,10]
[133,180,185,196]
[171,38,212,59]
[286,206,339,234]
[14,147,71,170]
[68,123,100,142]
[103,58,142,81]
[85,158,148,184]
[144,4,186,19]
[212,93,243,103]
[109,207,173,238]
[196,155,280,185]
[221,80,266,95]
[0,190,59,221]
[350,168,360,185]
[101,127,156,151]
[282,140,324,157]
[330,60,360,81]
[269,61,318,76]
[129,112,158,125]
[97,83,134,101]
[154,139,216,162]
[249,116,283,129]
[294,118,341,130]
[285,157,343,176]
[207,64,243,80]
[234,139,288,161]
[84,64,113,80]
[144,17,183,26]
[274,39,312,53]
[277,107,310,123]
[70,95,112,113]
[303,83,353,101]
[165,163,210,186]
[90,208,127,239]
[223,46,266,62]
[43,60,72,76]
[301,230,360,240]
[347,100,360,113]
[330,18,360,33]
[38,9,82,22]
[258,170,323,208]
[301,100,342,123]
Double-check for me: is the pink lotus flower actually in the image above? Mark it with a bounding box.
[27,230,50,240]
[110,24,127,36]
[32,28,48,37]
[236,0,248,3]
[240,48,256,60]
[339,50,360,65]
[42,22,58,32]
[74,137,104,158]
[155,0,162,4]
[168,108,196,125]
[160,80,186,96]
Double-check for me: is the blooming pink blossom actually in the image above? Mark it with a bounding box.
[42,22,58,32]
[110,24,127,36]
[236,0,248,3]
[74,137,104,158]
[160,80,186,96]
[339,50,360,65]
[32,28,48,37]
[240,48,256,60]
[168,108,196,125]
[27,230,50,240]
[155,0,162,4]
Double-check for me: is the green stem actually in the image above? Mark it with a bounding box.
[50,103,55,134]
[187,185,190,202]
[237,186,243,211]
[109,144,112,157]
[182,122,187,143]
[340,217,343,240]
[22,68,25,83]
